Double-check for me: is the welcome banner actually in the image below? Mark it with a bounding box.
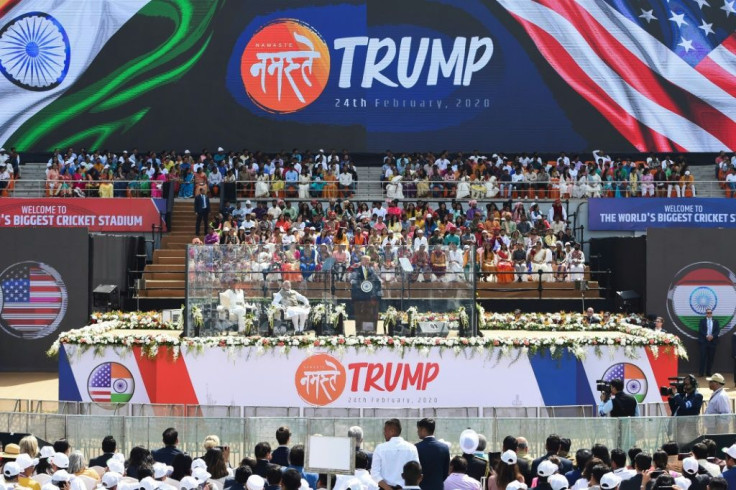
[589,199,736,231]
[0,198,164,232]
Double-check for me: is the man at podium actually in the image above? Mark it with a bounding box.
[350,256,382,333]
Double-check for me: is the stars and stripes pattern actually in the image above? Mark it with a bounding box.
[496,0,736,152]
[0,262,65,338]
[88,362,112,402]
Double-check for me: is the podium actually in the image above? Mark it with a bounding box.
[351,274,382,334]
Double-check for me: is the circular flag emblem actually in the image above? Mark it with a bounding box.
[240,19,330,114]
[602,363,648,403]
[666,262,736,339]
[88,362,135,406]
[0,261,68,339]
[0,12,71,91]
[295,353,346,406]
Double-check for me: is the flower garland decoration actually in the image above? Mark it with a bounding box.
[90,311,178,330]
[49,310,688,362]
[407,306,418,336]
[191,306,204,329]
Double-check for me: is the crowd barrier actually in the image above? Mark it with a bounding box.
[0,410,732,465]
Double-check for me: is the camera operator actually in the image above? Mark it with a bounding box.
[598,379,639,417]
[667,375,703,416]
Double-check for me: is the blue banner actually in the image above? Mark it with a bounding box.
[588,199,736,231]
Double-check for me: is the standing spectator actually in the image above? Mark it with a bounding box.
[285,444,317,490]
[195,188,210,236]
[705,374,731,414]
[415,418,450,490]
[271,427,291,467]
[699,309,720,377]
[254,443,272,478]
[152,428,183,465]
[371,419,420,490]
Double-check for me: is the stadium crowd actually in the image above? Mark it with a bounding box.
[189,197,582,283]
[0,147,715,199]
[1,423,734,490]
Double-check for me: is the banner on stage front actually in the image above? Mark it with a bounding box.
[588,199,736,231]
[59,343,676,408]
[0,198,164,232]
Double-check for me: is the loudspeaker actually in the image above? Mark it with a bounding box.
[93,284,119,309]
[417,322,450,337]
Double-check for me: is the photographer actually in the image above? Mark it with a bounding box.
[667,375,703,416]
[598,379,639,417]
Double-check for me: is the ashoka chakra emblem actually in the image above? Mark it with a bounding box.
[0,12,70,91]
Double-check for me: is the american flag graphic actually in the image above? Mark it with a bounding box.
[0,262,66,339]
[496,0,736,152]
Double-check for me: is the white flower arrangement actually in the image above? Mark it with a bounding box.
[48,308,688,362]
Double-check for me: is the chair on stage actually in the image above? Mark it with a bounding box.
[217,289,255,334]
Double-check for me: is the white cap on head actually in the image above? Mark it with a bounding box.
[102,472,122,489]
[191,458,207,471]
[51,470,72,483]
[41,483,56,490]
[600,472,622,490]
[192,468,211,483]
[682,457,699,475]
[51,452,69,469]
[246,475,265,490]
[217,147,224,152]
[501,450,517,465]
[549,474,570,490]
[16,453,39,470]
[140,476,161,490]
[537,460,558,477]
[179,477,200,490]
[506,482,528,490]
[107,459,124,475]
[3,461,21,478]
[722,443,736,460]
[153,462,173,479]
[40,446,55,459]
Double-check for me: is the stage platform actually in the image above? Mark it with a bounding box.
[52,311,684,410]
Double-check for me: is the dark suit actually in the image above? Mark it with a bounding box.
[89,453,115,468]
[698,316,721,376]
[350,266,382,300]
[194,193,210,235]
[254,459,270,478]
[462,454,489,482]
[415,436,450,490]
[271,446,290,467]
[620,473,642,490]
[357,448,373,471]
[531,454,573,477]
[516,458,532,486]
[152,446,183,465]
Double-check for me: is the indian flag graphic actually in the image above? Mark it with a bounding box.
[667,263,736,339]
[602,363,648,403]
[87,362,135,404]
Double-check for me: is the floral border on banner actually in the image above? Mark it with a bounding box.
[48,309,687,362]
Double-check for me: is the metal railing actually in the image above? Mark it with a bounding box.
[2,179,733,199]
[1,409,733,462]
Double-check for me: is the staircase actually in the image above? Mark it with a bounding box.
[13,162,47,197]
[138,200,198,299]
[359,166,384,199]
